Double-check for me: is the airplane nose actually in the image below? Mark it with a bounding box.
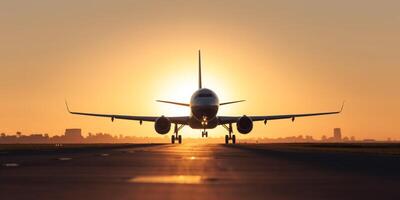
[192,105,218,121]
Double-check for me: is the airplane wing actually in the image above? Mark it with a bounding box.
[219,102,344,124]
[66,102,189,124]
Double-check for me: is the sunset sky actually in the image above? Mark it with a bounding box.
[1,0,399,140]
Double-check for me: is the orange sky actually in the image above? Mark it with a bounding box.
[0,1,399,140]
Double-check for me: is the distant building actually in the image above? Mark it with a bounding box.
[321,135,327,141]
[64,129,83,142]
[333,128,342,141]
[65,129,82,137]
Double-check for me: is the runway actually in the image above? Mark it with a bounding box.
[1,143,400,200]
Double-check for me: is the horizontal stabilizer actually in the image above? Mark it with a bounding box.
[156,100,190,107]
[220,100,245,106]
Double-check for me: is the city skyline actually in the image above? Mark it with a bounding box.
[1,1,399,140]
[0,127,390,144]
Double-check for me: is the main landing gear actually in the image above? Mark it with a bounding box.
[171,123,184,144]
[171,135,182,144]
[222,123,236,144]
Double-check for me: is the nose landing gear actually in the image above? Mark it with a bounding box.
[222,123,236,144]
[202,130,208,138]
[171,123,184,144]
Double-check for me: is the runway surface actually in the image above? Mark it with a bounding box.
[1,143,400,200]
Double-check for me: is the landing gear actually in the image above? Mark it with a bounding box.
[202,130,208,138]
[224,134,236,144]
[171,123,184,144]
[223,123,236,144]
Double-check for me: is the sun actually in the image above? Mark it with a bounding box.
[148,55,234,118]
[153,72,197,117]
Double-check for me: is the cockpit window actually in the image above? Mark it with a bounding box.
[198,93,213,97]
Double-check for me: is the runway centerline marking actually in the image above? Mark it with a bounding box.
[3,163,19,167]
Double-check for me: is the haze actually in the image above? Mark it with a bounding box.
[1,0,399,140]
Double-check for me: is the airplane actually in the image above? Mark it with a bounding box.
[66,50,344,144]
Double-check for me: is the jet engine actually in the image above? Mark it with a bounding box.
[154,116,171,134]
[236,115,253,134]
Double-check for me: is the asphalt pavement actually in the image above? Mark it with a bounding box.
[1,143,399,200]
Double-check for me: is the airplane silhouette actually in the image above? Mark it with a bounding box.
[66,50,344,144]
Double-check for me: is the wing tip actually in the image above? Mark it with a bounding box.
[340,101,345,113]
[65,99,71,113]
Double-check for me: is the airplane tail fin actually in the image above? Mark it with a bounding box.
[198,50,202,89]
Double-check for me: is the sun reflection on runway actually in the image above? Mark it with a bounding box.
[181,156,213,160]
[129,175,203,184]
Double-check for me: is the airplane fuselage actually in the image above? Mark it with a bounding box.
[189,88,219,129]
